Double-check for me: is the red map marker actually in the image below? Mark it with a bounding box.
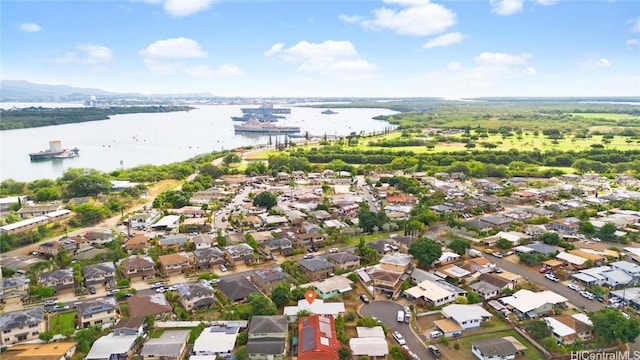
[304,290,317,305]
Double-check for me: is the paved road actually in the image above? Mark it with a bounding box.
[488,254,603,312]
[361,300,429,360]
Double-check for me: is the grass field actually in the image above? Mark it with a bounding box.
[569,113,640,121]
[50,311,77,334]
[453,329,546,360]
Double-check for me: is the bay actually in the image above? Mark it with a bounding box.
[0,104,397,181]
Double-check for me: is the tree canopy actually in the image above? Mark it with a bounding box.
[589,308,640,344]
[253,191,277,209]
[408,237,442,268]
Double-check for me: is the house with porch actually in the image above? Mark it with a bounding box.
[251,267,288,295]
[193,247,226,271]
[83,262,116,289]
[120,256,156,280]
[0,308,45,345]
[246,315,288,360]
[325,252,360,271]
[77,298,119,328]
[224,243,256,265]
[299,258,334,282]
[158,252,192,277]
[175,281,215,311]
[39,269,74,293]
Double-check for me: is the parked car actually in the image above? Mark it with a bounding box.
[53,305,70,312]
[220,265,227,272]
[567,284,581,291]
[492,252,504,258]
[539,267,549,273]
[580,291,595,300]
[329,248,339,253]
[89,287,96,295]
[167,285,177,291]
[392,331,406,345]
[155,287,166,293]
[303,254,314,259]
[44,299,57,306]
[397,310,405,322]
[359,294,370,304]
[428,345,442,358]
[545,273,559,282]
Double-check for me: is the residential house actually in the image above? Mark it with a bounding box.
[192,247,226,271]
[378,253,413,274]
[544,314,593,344]
[471,337,517,360]
[159,235,188,251]
[86,333,138,360]
[258,238,294,258]
[389,235,417,251]
[325,252,360,271]
[525,225,549,239]
[192,325,240,359]
[173,206,206,218]
[150,215,181,231]
[309,276,354,300]
[469,280,501,300]
[499,290,567,318]
[84,231,115,245]
[128,212,158,229]
[477,273,514,292]
[120,256,156,280]
[39,269,74,293]
[0,196,26,211]
[224,243,256,265]
[283,299,346,320]
[77,298,119,328]
[17,204,62,219]
[405,280,457,307]
[218,278,260,304]
[0,276,30,306]
[437,251,461,266]
[175,281,215,311]
[435,264,472,280]
[0,308,45,345]
[299,258,334,282]
[441,304,492,331]
[36,238,77,258]
[349,326,388,360]
[611,261,640,283]
[478,215,512,231]
[246,315,288,360]
[124,234,151,253]
[83,262,116,288]
[192,234,213,249]
[113,317,144,337]
[251,267,288,295]
[1,342,77,360]
[548,217,581,235]
[158,253,192,277]
[140,330,189,360]
[298,315,340,360]
[294,232,326,250]
[127,293,173,319]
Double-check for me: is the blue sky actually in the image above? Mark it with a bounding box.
[2,0,639,98]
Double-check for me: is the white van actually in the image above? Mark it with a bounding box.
[430,330,444,338]
[397,310,404,322]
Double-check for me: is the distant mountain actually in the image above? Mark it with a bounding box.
[0,80,126,101]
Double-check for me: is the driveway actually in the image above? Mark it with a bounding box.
[361,300,429,360]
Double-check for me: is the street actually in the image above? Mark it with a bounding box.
[361,300,429,360]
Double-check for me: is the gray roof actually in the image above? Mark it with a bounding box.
[159,235,188,246]
[253,267,287,282]
[0,308,44,331]
[140,330,190,357]
[1,275,30,289]
[78,298,119,317]
[218,278,260,302]
[247,339,286,356]
[193,247,225,260]
[469,281,500,295]
[472,337,517,357]
[526,243,561,256]
[325,252,360,264]
[176,281,214,299]
[40,268,73,282]
[258,238,292,249]
[299,258,334,272]
[249,315,288,335]
[192,234,212,245]
[82,262,116,278]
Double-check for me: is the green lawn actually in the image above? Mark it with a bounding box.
[150,330,165,338]
[569,112,640,121]
[49,311,77,334]
[119,302,129,317]
[456,329,546,360]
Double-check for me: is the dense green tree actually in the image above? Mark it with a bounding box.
[540,232,560,245]
[355,237,380,264]
[38,331,54,342]
[339,346,352,360]
[234,345,247,360]
[66,175,111,197]
[525,320,552,339]
[35,187,60,202]
[449,238,471,256]
[589,308,640,344]
[223,153,242,166]
[271,283,292,307]
[580,221,596,236]
[248,293,277,316]
[75,326,103,353]
[598,222,618,242]
[29,285,55,298]
[73,202,110,225]
[253,191,277,209]
[408,237,442,268]
[56,248,72,268]
[496,238,512,251]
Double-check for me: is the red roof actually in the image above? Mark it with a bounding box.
[386,195,418,203]
[298,315,339,360]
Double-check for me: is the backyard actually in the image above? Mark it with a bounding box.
[49,311,77,334]
[439,329,546,360]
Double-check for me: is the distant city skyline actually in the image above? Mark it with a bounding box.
[2,0,639,98]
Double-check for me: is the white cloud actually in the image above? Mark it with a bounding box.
[474,52,532,66]
[139,38,207,59]
[55,44,113,65]
[422,32,466,49]
[626,39,640,47]
[264,43,284,57]
[338,14,362,24]
[535,0,557,5]
[359,0,457,36]
[184,64,243,78]
[266,40,377,81]
[490,0,524,16]
[580,58,611,70]
[138,0,214,17]
[20,23,41,32]
[423,51,536,96]
[629,17,640,33]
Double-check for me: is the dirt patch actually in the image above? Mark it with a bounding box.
[416,313,442,336]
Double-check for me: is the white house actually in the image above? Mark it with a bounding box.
[191,325,240,359]
[441,304,493,330]
[283,299,345,320]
